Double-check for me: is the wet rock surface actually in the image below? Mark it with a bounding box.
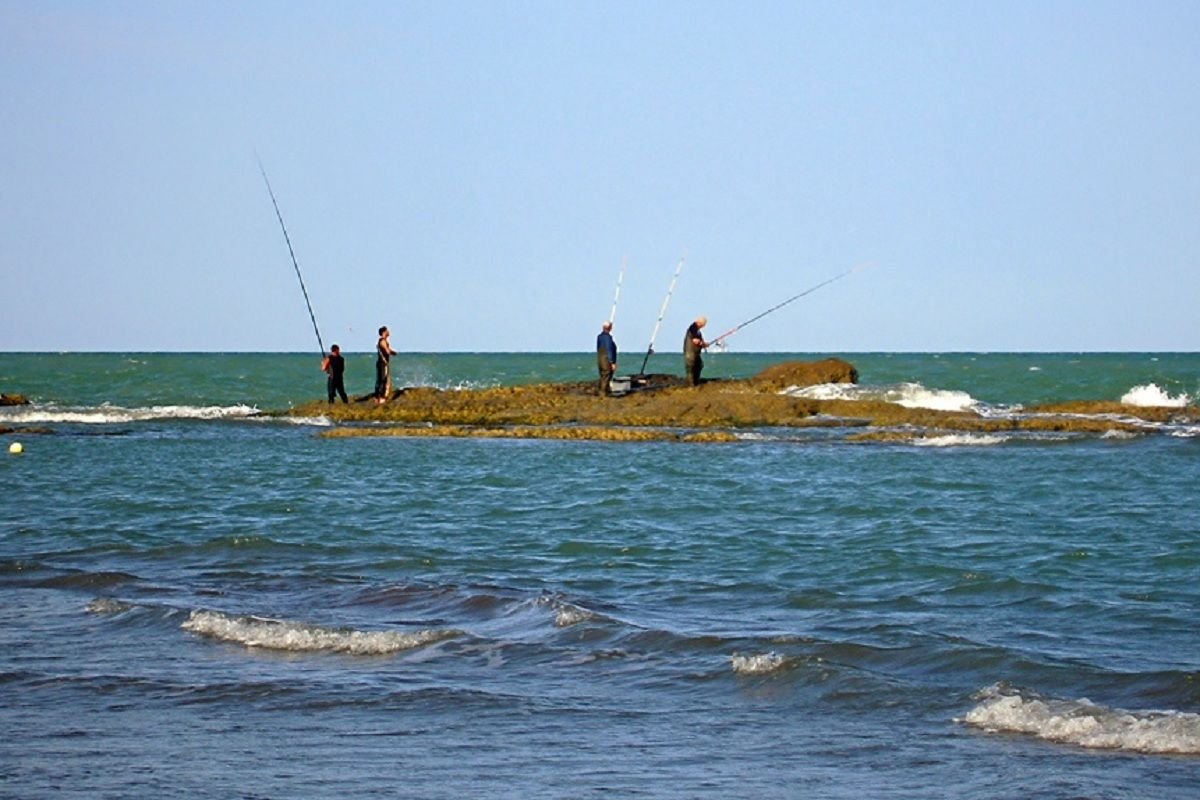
[284,358,1199,442]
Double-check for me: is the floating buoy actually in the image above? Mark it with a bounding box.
[8,442,23,455]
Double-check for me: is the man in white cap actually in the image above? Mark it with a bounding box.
[596,321,618,395]
[683,316,708,386]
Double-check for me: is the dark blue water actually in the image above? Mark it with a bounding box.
[1,353,1198,798]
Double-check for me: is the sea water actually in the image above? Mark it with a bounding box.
[1,352,1198,799]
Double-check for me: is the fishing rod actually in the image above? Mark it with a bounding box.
[709,264,864,348]
[638,253,686,375]
[256,155,326,358]
[608,256,627,324]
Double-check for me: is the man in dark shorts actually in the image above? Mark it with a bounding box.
[375,326,397,403]
[321,344,348,403]
[683,316,708,386]
[596,321,617,396]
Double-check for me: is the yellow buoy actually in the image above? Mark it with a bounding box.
[8,442,23,455]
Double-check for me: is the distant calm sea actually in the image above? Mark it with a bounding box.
[2,352,1198,799]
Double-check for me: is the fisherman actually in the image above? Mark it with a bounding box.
[321,344,348,403]
[596,321,618,396]
[683,316,709,386]
[375,326,397,404]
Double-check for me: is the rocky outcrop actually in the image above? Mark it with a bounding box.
[749,358,858,390]
[0,393,30,406]
[284,357,1198,442]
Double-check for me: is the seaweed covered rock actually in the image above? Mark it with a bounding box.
[1,393,30,406]
[749,358,858,391]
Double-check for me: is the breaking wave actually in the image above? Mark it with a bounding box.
[0,404,260,424]
[731,652,788,675]
[912,434,1007,447]
[961,683,1200,755]
[1121,384,1191,408]
[85,597,135,615]
[782,382,980,412]
[181,609,461,655]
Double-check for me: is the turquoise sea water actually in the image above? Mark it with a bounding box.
[2,352,1198,799]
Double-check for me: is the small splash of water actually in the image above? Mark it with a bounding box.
[960,683,1200,755]
[553,605,595,627]
[1121,384,1190,408]
[731,652,787,675]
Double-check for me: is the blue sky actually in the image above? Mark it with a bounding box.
[2,1,1197,352]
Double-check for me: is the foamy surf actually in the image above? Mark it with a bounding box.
[731,652,788,675]
[181,609,461,655]
[1120,383,1191,408]
[0,404,261,424]
[782,382,980,412]
[961,683,1200,755]
[912,433,1007,447]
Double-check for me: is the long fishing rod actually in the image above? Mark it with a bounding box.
[638,253,686,375]
[256,156,326,358]
[709,264,864,348]
[608,256,627,324]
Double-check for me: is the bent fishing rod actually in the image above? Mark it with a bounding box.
[638,253,686,375]
[257,155,326,358]
[709,264,865,348]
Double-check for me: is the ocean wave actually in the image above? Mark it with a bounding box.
[782,382,980,412]
[273,415,333,427]
[85,597,135,615]
[181,609,461,655]
[1121,384,1191,408]
[731,652,788,675]
[552,604,596,628]
[961,683,1200,755]
[912,434,1008,448]
[0,404,260,425]
[533,595,602,627]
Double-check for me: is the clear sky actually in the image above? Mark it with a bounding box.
[2,1,1197,353]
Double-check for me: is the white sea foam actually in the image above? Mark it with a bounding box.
[277,415,333,427]
[912,433,1007,447]
[782,382,979,412]
[731,652,787,675]
[961,683,1200,755]
[1120,384,1191,408]
[181,609,459,655]
[0,404,260,425]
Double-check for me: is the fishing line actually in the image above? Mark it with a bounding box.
[639,253,686,375]
[256,154,325,357]
[709,263,868,349]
